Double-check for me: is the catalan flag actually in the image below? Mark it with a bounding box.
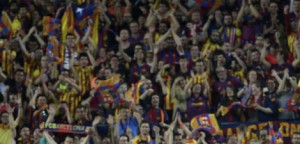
[162,70,173,110]
[90,8,99,47]
[77,0,87,5]
[220,102,245,116]
[42,16,60,36]
[0,11,12,37]
[125,80,145,104]
[269,122,277,144]
[95,75,121,91]
[61,6,74,43]
[190,114,221,134]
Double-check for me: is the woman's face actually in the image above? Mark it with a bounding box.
[37,96,47,106]
[226,87,234,99]
[192,84,202,95]
[248,71,257,82]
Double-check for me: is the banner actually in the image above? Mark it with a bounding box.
[219,121,300,143]
[41,122,91,134]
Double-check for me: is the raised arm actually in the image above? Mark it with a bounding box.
[292,40,300,67]
[171,77,184,99]
[248,0,261,19]
[276,69,287,94]
[237,0,245,23]
[22,26,36,43]
[18,36,32,59]
[6,105,16,138]
[61,103,73,124]
[0,68,7,81]
[260,42,271,68]
[81,20,92,44]
[87,50,96,69]
[184,77,194,98]
[14,94,23,128]
[33,30,46,48]
[155,29,171,45]
[171,30,184,55]
[150,46,159,73]
[65,78,82,93]
[232,52,247,71]
[29,87,42,108]
[124,0,132,13]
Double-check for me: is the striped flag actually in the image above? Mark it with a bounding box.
[190,114,221,134]
[125,80,145,104]
[61,6,74,43]
[0,11,12,37]
[42,16,60,36]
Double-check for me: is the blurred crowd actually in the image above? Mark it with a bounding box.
[0,0,300,143]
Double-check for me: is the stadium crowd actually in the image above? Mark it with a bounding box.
[1,0,300,143]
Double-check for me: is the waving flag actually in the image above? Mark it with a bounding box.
[220,102,245,116]
[42,16,60,36]
[190,114,221,134]
[90,9,99,48]
[61,6,74,43]
[94,75,122,105]
[269,122,277,144]
[0,11,12,37]
[95,75,121,91]
[125,80,145,104]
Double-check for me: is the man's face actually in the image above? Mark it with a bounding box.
[104,69,112,79]
[1,113,9,124]
[28,41,39,51]
[35,49,44,60]
[266,79,276,92]
[119,136,129,144]
[79,57,89,67]
[21,127,30,138]
[41,56,49,68]
[158,4,168,14]
[15,71,24,83]
[64,137,74,144]
[120,30,129,40]
[159,23,168,34]
[251,51,260,62]
[19,7,27,17]
[120,108,129,120]
[151,95,159,107]
[294,1,300,13]
[179,59,187,68]
[194,61,205,73]
[110,57,119,67]
[66,35,75,46]
[9,94,17,103]
[259,130,268,142]
[292,133,300,144]
[135,49,144,60]
[123,13,133,23]
[210,31,220,43]
[224,15,232,26]
[76,108,85,119]
[140,123,150,135]
[190,46,199,57]
[37,96,47,106]
[216,67,227,80]
[174,135,183,144]
[10,3,18,13]
[130,22,139,34]
[269,3,278,14]
[221,42,231,53]
[191,12,201,23]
